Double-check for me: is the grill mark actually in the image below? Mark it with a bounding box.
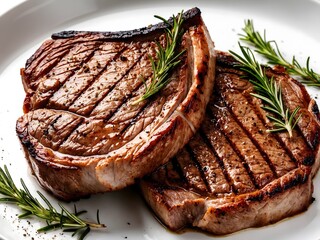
[27,109,84,151]
[210,103,275,189]
[55,53,155,155]
[47,41,121,110]
[48,114,62,130]
[57,76,154,155]
[275,76,320,149]
[25,40,54,70]
[247,93,315,167]
[222,91,297,177]
[220,70,314,170]
[55,117,85,152]
[42,43,102,110]
[50,42,101,77]
[118,91,159,137]
[177,147,208,194]
[277,130,315,166]
[32,49,71,86]
[26,44,72,82]
[216,123,261,190]
[217,59,320,150]
[34,39,174,156]
[112,79,173,151]
[28,111,59,142]
[120,65,187,146]
[77,58,155,154]
[86,71,146,118]
[106,44,184,144]
[195,131,233,195]
[67,43,129,115]
[222,100,283,178]
[88,43,153,118]
[30,39,99,82]
[115,77,152,123]
[31,43,101,110]
[90,53,150,120]
[92,91,154,154]
[60,120,102,155]
[222,103,279,179]
[117,74,172,137]
[58,119,99,154]
[311,100,320,122]
[205,108,261,190]
[215,72,298,177]
[38,45,74,70]
[200,117,256,194]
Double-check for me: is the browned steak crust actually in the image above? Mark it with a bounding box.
[16,8,216,201]
[140,51,320,235]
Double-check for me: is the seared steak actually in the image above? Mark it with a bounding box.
[140,51,320,235]
[16,8,216,201]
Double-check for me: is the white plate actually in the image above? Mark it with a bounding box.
[1,0,320,239]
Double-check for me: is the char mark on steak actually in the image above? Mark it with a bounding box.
[140,51,320,235]
[16,8,216,201]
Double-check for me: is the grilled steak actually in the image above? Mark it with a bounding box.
[16,8,216,201]
[140,51,320,235]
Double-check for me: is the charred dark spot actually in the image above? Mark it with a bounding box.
[311,101,319,115]
[43,128,49,136]
[120,55,127,61]
[266,185,282,197]
[22,140,38,159]
[197,71,205,83]
[83,64,90,73]
[283,174,304,190]
[302,155,315,166]
[246,192,263,202]
[214,209,226,217]
[81,132,88,138]
[50,115,62,130]
[312,130,319,149]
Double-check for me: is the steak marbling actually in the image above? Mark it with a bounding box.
[16,8,216,201]
[140,51,320,235]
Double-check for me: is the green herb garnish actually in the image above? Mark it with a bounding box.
[240,19,320,87]
[0,165,105,240]
[132,11,186,104]
[230,44,301,137]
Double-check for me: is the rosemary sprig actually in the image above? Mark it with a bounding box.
[132,11,186,104]
[0,165,105,240]
[240,19,320,87]
[230,44,301,138]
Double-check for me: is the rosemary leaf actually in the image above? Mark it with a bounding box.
[75,210,88,217]
[79,227,91,240]
[0,165,106,240]
[38,223,61,232]
[230,44,300,137]
[132,10,186,104]
[240,19,320,87]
